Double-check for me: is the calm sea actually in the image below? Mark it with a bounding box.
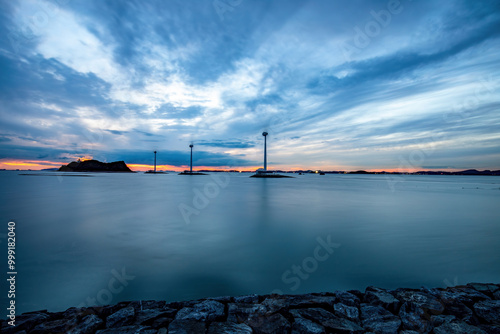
[1,171,499,314]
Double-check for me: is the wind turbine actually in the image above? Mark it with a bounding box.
[262,132,268,171]
[189,144,194,173]
[153,150,157,173]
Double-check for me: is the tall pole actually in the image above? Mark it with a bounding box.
[262,132,268,171]
[154,151,157,173]
[189,144,193,173]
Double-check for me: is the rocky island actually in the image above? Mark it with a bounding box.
[2,283,499,333]
[58,160,133,172]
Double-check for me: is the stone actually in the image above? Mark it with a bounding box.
[30,317,78,334]
[495,290,500,300]
[364,287,400,313]
[291,316,326,334]
[2,312,51,333]
[360,304,401,334]
[398,302,430,333]
[207,322,253,334]
[434,321,487,334]
[96,325,155,334]
[246,312,290,334]
[227,303,267,323]
[438,290,474,321]
[467,283,499,296]
[447,287,491,306]
[291,308,363,333]
[333,303,359,322]
[431,314,456,327]
[474,299,500,324]
[334,291,361,307]
[234,294,260,304]
[395,290,444,315]
[288,294,336,309]
[134,309,175,326]
[175,300,225,322]
[261,296,290,313]
[127,301,166,311]
[106,307,135,328]
[168,319,206,334]
[67,314,104,334]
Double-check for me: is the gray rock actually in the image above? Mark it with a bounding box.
[431,314,456,327]
[208,296,233,304]
[364,287,400,313]
[207,322,253,334]
[398,302,430,333]
[234,294,260,304]
[30,317,78,334]
[2,312,51,333]
[246,312,290,334]
[175,300,225,322]
[467,283,499,295]
[134,309,175,326]
[168,319,206,334]
[106,307,135,328]
[474,299,500,324]
[288,294,336,309]
[334,291,361,307]
[127,300,166,311]
[227,303,267,323]
[447,287,491,306]
[96,325,155,334]
[291,308,363,333]
[291,317,325,334]
[438,290,474,321]
[395,290,444,315]
[261,296,290,313]
[67,314,104,334]
[495,290,500,301]
[333,303,359,321]
[360,304,401,334]
[434,321,487,334]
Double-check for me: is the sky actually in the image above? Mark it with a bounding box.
[0,0,499,171]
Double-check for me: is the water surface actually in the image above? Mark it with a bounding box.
[1,171,499,314]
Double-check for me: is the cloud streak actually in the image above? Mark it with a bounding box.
[0,0,499,170]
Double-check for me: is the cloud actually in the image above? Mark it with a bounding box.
[0,0,499,170]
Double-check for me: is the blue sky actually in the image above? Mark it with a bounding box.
[0,0,499,170]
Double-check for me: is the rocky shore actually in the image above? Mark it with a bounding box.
[2,283,499,334]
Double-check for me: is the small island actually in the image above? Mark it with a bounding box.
[58,160,134,172]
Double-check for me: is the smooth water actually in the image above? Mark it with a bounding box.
[1,171,499,314]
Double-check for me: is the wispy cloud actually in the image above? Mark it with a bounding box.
[0,0,499,170]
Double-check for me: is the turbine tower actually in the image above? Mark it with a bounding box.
[262,132,268,171]
[153,151,157,173]
[189,144,194,173]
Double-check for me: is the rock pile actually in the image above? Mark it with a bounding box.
[2,283,499,333]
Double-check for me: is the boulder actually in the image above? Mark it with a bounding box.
[67,314,104,334]
[207,322,253,334]
[292,308,363,333]
[360,304,401,334]
[434,320,487,334]
[474,300,500,324]
[292,316,326,334]
[106,307,135,328]
[364,287,400,313]
[175,300,225,322]
[333,303,359,322]
[96,325,155,334]
[168,319,206,334]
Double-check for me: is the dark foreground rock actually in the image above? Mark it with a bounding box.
[2,283,499,333]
